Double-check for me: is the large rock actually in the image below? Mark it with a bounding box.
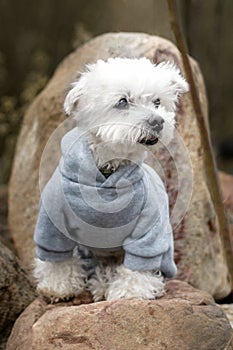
[219,171,233,230]
[0,186,14,251]
[6,280,233,350]
[221,304,233,329]
[0,241,36,349]
[9,32,230,298]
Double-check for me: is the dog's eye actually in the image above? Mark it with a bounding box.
[153,98,160,108]
[115,98,128,109]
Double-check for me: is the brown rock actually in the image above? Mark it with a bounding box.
[0,186,15,252]
[219,171,233,211]
[0,241,36,348]
[9,32,231,298]
[219,171,233,221]
[219,171,233,255]
[6,280,233,350]
[221,304,233,328]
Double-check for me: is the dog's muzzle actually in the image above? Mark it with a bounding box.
[139,115,164,146]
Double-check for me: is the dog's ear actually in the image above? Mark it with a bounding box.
[169,69,189,96]
[156,62,189,96]
[153,62,189,112]
[64,77,86,115]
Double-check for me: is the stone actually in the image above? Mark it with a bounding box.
[219,171,233,273]
[9,32,231,298]
[6,280,233,350]
[218,171,233,333]
[0,185,14,251]
[219,172,233,212]
[0,240,36,349]
[219,171,233,230]
[221,304,233,329]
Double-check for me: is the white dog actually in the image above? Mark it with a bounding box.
[34,57,188,302]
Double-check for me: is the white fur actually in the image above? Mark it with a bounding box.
[34,258,86,302]
[35,58,188,302]
[64,57,188,168]
[105,266,165,301]
[88,265,165,301]
[88,265,116,302]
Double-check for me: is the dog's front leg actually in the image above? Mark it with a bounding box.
[105,265,165,301]
[34,257,87,303]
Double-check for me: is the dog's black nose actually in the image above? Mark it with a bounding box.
[148,116,164,132]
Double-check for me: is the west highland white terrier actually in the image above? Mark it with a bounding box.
[34,57,188,302]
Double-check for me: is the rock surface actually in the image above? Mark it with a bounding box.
[0,240,36,349]
[221,304,233,329]
[220,172,233,213]
[6,280,233,350]
[0,186,16,256]
[9,32,230,298]
[219,171,233,240]
[219,171,233,332]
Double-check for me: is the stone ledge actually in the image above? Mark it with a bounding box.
[6,280,233,350]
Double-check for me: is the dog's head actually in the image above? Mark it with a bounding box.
[64,58,188,146]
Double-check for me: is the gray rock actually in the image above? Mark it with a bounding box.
[0,241,36,349]
[221,304,233,328]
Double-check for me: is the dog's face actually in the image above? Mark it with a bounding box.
[64,58,188,147]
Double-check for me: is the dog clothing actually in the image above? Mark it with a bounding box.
[34,127,177,278]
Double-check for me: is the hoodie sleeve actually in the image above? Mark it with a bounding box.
[122,164,177,278]
[123,221,177,277]
[34,201,76,262]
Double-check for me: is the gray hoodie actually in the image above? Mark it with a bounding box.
[34,127,177,277]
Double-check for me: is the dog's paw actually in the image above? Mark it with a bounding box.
[88,265,116,302]
[105,265,165,301]
[38,289,77,304]
[34,258,87,303]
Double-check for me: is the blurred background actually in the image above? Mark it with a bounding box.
[0,0,232,185]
